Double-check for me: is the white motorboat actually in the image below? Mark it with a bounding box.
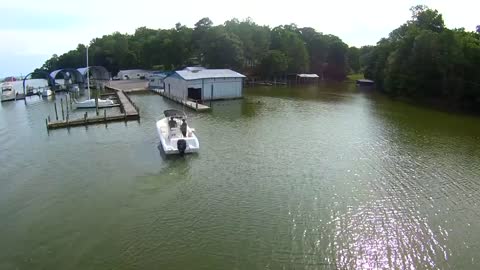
[41,87,53,97]
[1,82,16,102]
[156,109,199,155]
[74,98,116,108]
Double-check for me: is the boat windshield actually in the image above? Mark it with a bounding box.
[164,109,187,119]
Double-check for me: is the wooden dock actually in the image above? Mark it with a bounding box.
[46,89,140,130]
[152,89,210,112]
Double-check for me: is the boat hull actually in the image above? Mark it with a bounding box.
[1,90,16,102]
[75,98,116,108]
[156,118,199,155]
[42,89,53,97]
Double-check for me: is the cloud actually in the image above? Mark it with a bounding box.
[1,0,479,77]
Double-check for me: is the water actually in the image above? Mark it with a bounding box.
[1,83,480,269]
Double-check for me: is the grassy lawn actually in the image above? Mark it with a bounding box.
[346,73,364,81]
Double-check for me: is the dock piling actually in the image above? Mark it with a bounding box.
[210,85,213,107]
[54,103,58,120]
[95,90,99,116]
[61,98,65,120]
[46,87,139,130]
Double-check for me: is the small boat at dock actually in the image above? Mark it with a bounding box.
[74,98,116,108]
[74,45,116,109]
[156,109,199,155]
[356,79,375,87]
[41,87,53,97]
[1,81,16,102]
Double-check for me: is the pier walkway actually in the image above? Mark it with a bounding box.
[46,88,139,130]
[152,89,210,112]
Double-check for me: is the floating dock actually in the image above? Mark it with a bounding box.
[46,89,139,130]
[152,89,210,112]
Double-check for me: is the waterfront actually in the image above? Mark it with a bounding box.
[1,83,480,269]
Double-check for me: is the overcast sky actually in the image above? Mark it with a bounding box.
[1,0,478,78]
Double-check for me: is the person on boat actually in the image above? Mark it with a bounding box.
[168,117,177,128]
[180,119,187,137]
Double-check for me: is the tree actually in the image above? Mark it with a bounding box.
[271,26,309,73]
[410,5,445,32]
[36,18,353,81]
[202,27,245,69]
[324,40,348,80]
[192,17,213,58]
[347,47,360,73]
[363,5,480,111]
[224,18,270,69]
[259,50,288,78]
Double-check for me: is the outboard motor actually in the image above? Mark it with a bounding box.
[177,139,187,155]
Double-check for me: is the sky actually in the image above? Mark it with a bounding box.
[1,0,478,78]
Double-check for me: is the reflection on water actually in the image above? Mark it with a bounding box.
[1,84,480,269]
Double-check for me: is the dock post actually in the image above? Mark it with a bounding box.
[66,97,69,116]
[66,113,69,125]
[210,85,213,107]
[45,118,48,129]
[69,94,73,111]
[84,112,88,124]
[95,90,99,116]
[104,109,107,122]
[196,100,198,110]
[48,115,51,122]
[61,98,65,120]
[54,103,58,121]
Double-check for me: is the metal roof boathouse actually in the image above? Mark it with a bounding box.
[163,68,246,102]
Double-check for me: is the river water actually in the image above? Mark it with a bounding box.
[1,83,479,269]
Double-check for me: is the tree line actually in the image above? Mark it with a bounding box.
[36,18,359,81]
[363,6,480,111]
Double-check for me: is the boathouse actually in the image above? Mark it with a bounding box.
[163,68,246,101]
[296,74,320,83]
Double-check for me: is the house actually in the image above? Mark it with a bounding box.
[163,68,246,101]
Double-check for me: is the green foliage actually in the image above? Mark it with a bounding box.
[347,47,360,73]
[271,25,309,73]
[201,27,245,70]
[363,6,480,110]
[38,18,351,80]
[259,50,288,78]
[346,73,364,81]
[325,40,349,80]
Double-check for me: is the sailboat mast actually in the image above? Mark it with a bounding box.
[86,45,90,99]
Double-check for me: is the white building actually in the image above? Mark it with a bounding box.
[148,73,168,90]
[163,69,246,101]
[117,69,151,80]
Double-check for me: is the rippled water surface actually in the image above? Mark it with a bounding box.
[1,83,480,269]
